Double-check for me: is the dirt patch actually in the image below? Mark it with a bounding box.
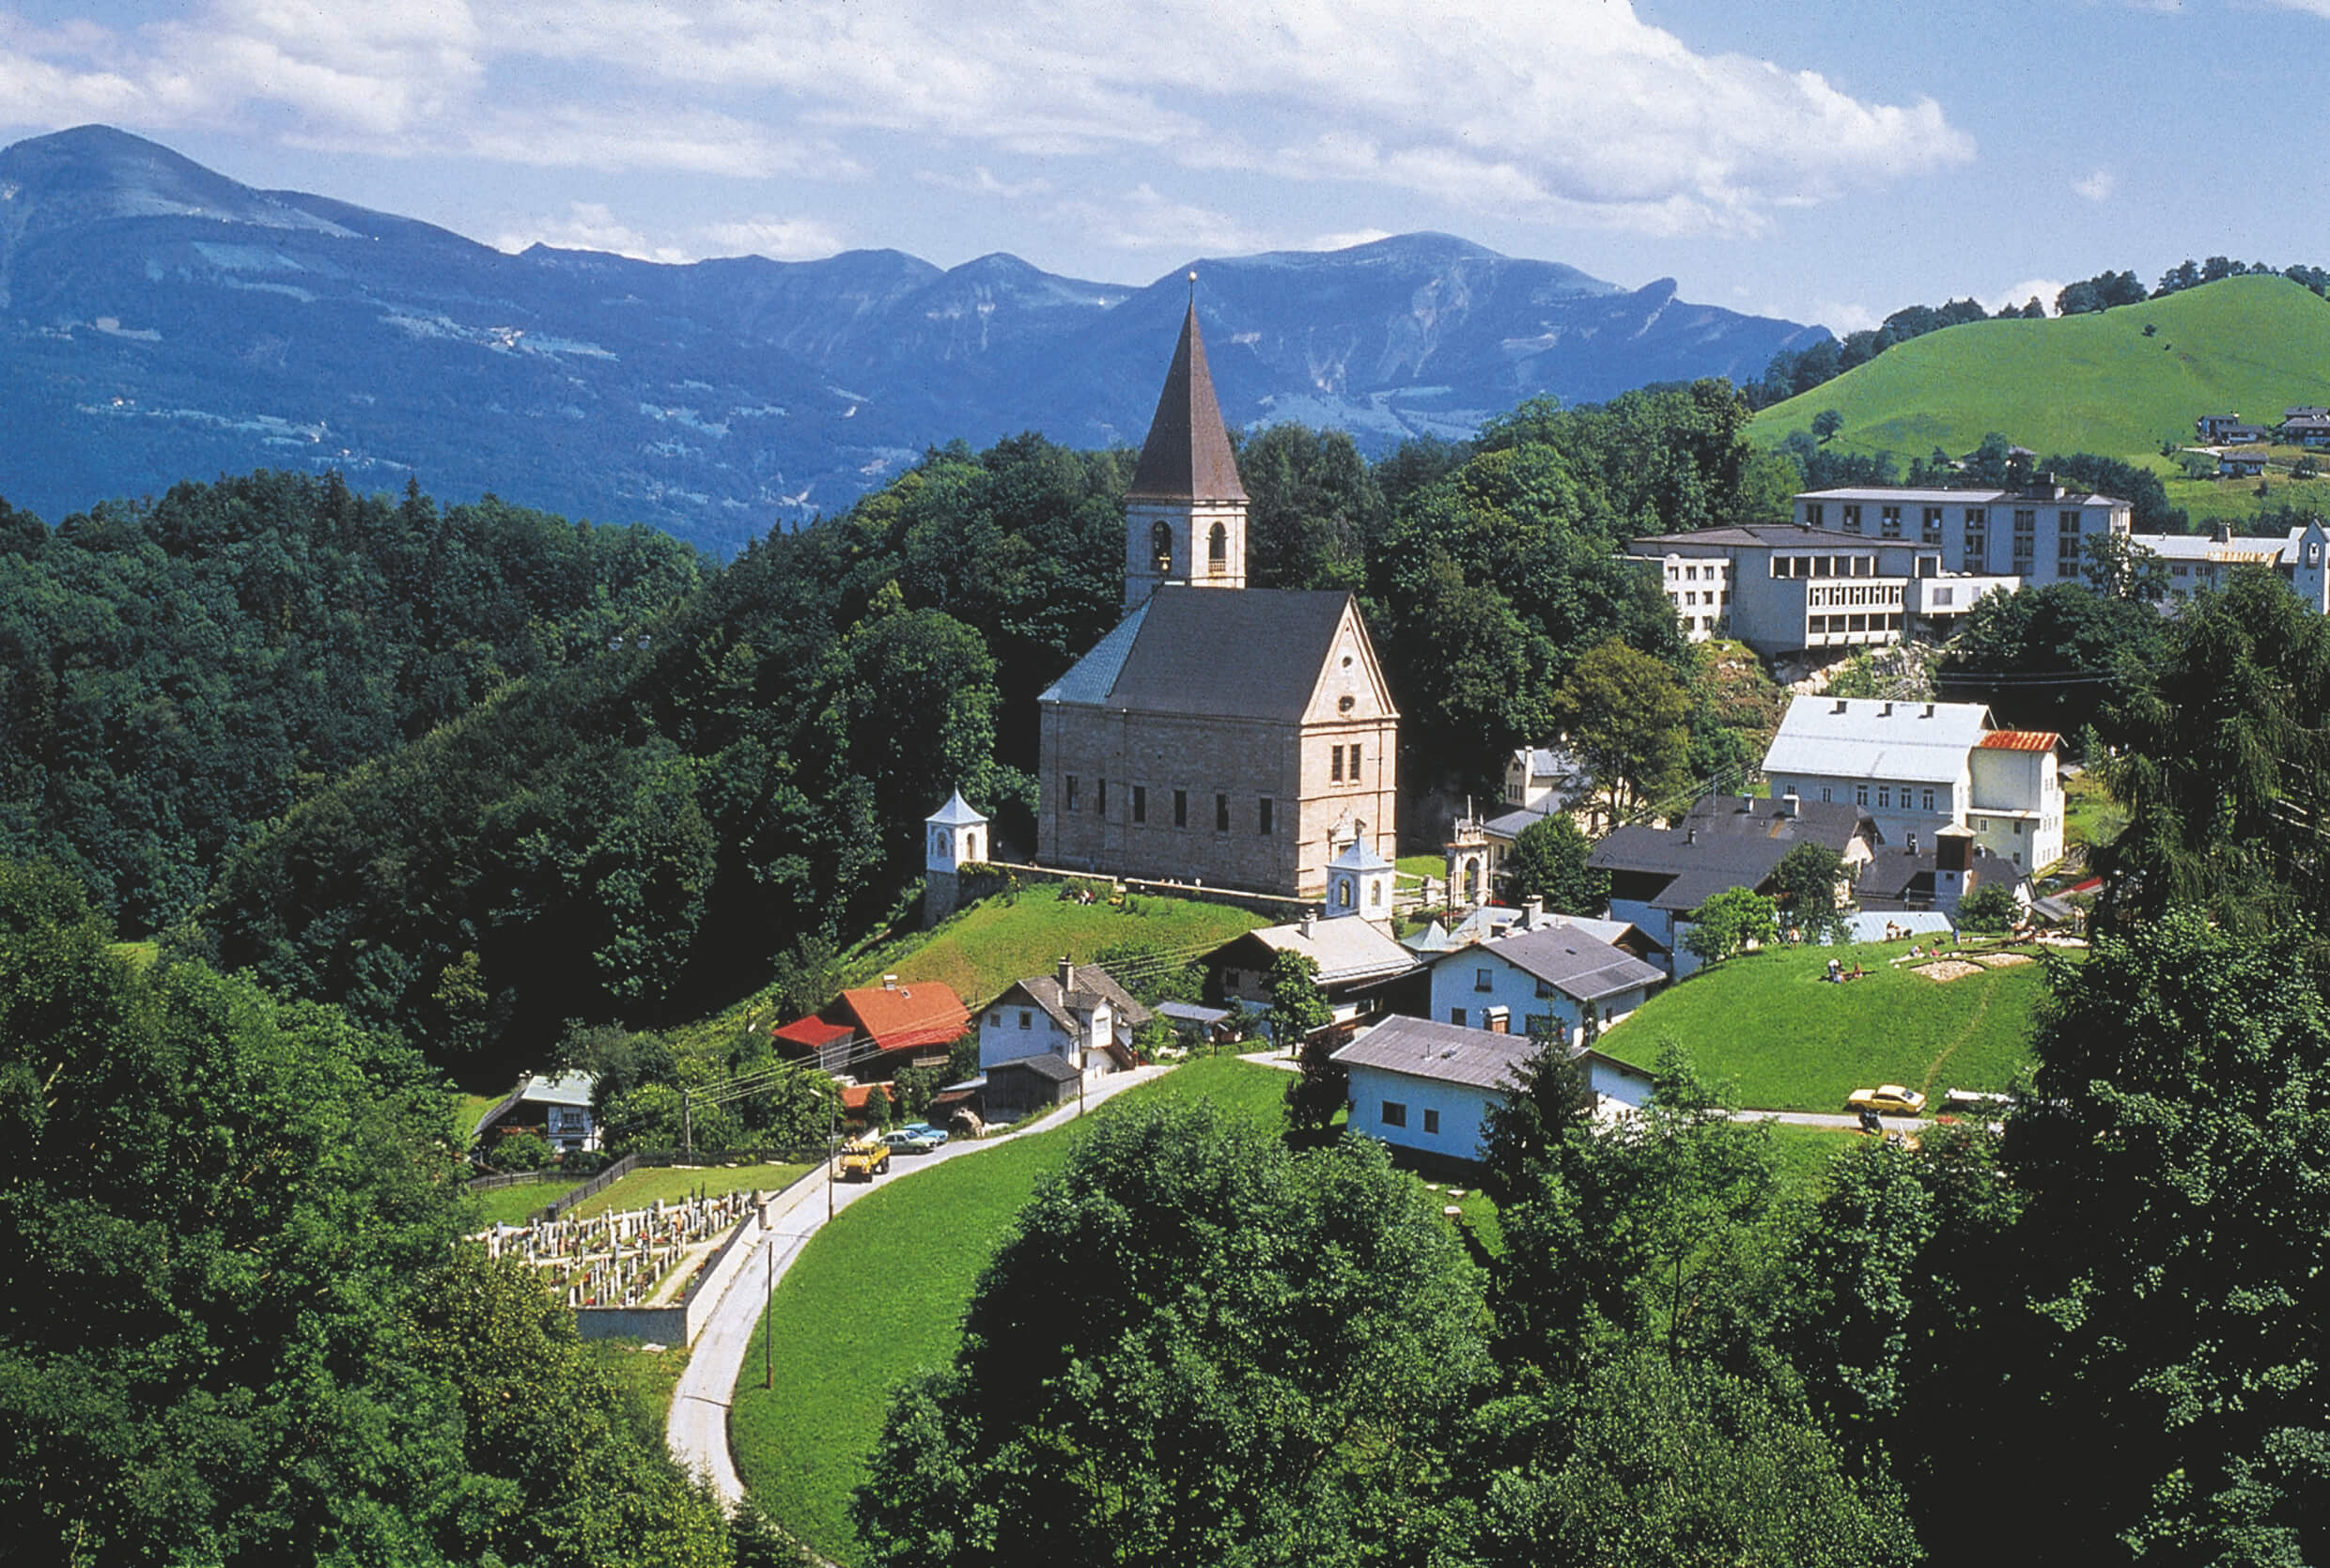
[1969,953,2032,969]
[1915,960,1985,983]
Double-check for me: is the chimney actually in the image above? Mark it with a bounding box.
[1779,788,1800,819]
[882,973,898,990]
[1057,955,1075,993]
[1833,699,1848,714]
[1908,831,1919,856]
[1924,702,1935,718]
[1685,827,1698,845]
[1523,896,1545,928]
[1300,913,1315,939]
[1880,701,1894,717]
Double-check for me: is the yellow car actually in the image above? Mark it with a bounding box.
[1846,1085,1928,1117]
[838,1138,893,1182]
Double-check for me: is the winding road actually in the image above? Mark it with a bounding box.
[665,1063,1173,1503]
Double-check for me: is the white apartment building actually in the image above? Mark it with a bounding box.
[1652,554,1732,641]
[1793,485,2131,583]
[1762,695,2066,872]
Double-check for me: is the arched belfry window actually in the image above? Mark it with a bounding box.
[1208,521,1228,571]
[1151,520,1173,575]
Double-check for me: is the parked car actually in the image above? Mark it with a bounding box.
[1846,1085,1928,1117]
[899,1121,950,1145]
[838,1138,893,1181]
[880,1129,941,1156]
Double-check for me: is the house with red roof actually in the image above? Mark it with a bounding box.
[769,974,971,1082]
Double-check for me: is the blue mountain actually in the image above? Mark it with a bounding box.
[0,126,1826,554]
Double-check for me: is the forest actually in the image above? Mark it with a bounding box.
[0,382,1795,1080]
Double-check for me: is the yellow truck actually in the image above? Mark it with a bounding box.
[838,1137,893,1182]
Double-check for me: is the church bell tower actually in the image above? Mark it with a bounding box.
[1123,281,1249,609]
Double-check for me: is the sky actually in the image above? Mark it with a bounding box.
[3,0,2327,334]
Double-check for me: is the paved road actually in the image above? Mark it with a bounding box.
[667,1063,1173,1505]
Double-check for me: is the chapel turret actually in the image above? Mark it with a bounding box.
[1123,290,1248,609]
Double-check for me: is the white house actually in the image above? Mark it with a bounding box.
[1762,695,2065,872]
[1427,919,1667,1048]
[2128,520,2330,613]
[1204,915,1422,1031]
[977,959,1148,1085]
[474,1070,600,1154]
[1333,1015,1655,1166]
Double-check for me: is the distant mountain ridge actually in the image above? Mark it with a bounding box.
[0,125,1826,553]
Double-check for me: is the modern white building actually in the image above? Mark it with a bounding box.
[1627,524,2015,658]
[1334,1015,1654,1167]
[1762,695,2066,872]
[977,960,1147,1084]
[1426,918,1667,1048]
[1792,484,2131,582]
[1649,552,1734,642]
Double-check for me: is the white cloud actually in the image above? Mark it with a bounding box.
[478,0,1975,235]
[1054,183,1274,256]
[1984,277,2065,317]
[1305,227,1395,254]
[0,0,1974,241]
[2260,0,2330,16]
[494,201,691,263]
[914,166,1055,199]
[1811,301,1881,334]
[2074,169,2115,202]
[697,214,847,261]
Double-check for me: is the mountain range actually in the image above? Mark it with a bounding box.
[0,126,1826,554]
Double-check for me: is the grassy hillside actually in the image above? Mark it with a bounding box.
[1599,939,2060,1110]
[842,888,1266,1008]
[1750,276,2330,477]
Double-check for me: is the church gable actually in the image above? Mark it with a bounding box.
[1297,602,1399,728]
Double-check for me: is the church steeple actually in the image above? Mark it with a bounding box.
[1123,287,1249,608]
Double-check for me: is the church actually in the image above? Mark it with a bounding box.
[1035,302,1400,900]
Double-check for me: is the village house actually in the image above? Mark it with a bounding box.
[1036,302,1399,899]
[770,975,970,1080]
[1204,913,1424,1034]
[2129,520,2330,612]
[1590,793,1878,975]
[1332,1014,1654,1170]
[472,1070,600,1155]
[1426,914,1666,1047]
[977,959,1147,1081]
[1761,695,2067,871]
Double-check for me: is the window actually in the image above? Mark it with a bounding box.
[1208,521,1228,571]
[1525,1013,1554,1037]
[1475,967,1493,992]
[1820,785,1832,802]
[1258,797,1274,835]
[1685,565,1698,581]
[1380,1100,1407,1128]
[2012,509,2036,567]
[1097,779,1108,817]
[1331,747,1344,783]
[1922,506,1944,540]
[1216,793,1230,832]
[1174,789,1188,829]
[1842,504,1862,534]
[1018,1011,1032,1030]
[1921,788,1935,812]
[1347,743,1362,780]
[1450,1008,1467,1025]
[988,1012,1002,1026]
[1131,785,1146,824]
[1422,1108,1440,1135]
[1065,774,1079,813]
[1880,505,1902,537]
[1807,503,1825,528]
[1151,520,1173,574]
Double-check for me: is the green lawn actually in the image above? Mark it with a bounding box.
[729,1058,1307,1563]
[1750,275,2330,478]
[1396,854,1444,882]
[2062,768,2120,854]
[1599,939,2059,1112]
[466,1176,582,1227]
[453,1092,502,1141]
[566,1160,813,1222]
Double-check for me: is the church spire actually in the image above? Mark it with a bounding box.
[1127,297,1248,504]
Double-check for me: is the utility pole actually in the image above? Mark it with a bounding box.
[763,1231,774,1389]
[826,1091,836,1222]
[681,1089,692,1157]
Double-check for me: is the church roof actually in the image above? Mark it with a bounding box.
[1329,837,1395,873]
[1049,587,1363,722]
[1127,301,1249,504]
